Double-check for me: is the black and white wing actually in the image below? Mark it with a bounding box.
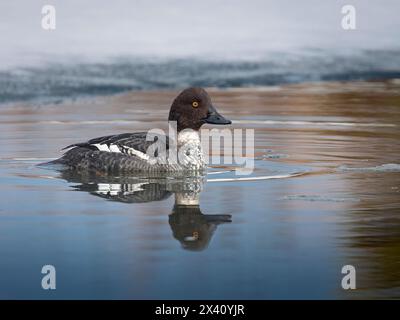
[63,132,169,157]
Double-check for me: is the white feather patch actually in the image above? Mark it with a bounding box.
[109,144,121,153]
[93,143,110,152]
[92,143,121,153]
[178,130,201,146]
[126,147,157,164]
[92,143,157,165]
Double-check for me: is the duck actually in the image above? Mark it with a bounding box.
[45,87,231,173]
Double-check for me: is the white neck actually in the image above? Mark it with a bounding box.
[175,129,205,169]
[177,130,201,146]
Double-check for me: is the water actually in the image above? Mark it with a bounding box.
[0,81,399,299]
[2,51,400,105]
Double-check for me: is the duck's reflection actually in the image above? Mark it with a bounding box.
[60,171,231,251]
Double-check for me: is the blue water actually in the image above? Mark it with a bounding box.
[0,81,399,299]
[0,159,341,299]
[1,50,400,105]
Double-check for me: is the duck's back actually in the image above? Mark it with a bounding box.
[48,132,174,173]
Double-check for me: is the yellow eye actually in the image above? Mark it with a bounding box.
[192,101,199,108]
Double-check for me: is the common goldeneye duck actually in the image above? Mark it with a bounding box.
[46,87,231,173]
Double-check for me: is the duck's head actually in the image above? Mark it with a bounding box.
[168,87,231,132]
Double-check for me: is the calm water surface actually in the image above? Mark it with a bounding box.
[0,81,399,299]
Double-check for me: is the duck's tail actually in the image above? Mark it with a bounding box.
[37,157,65,168]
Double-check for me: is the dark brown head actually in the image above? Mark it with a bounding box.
[168,87,231,132]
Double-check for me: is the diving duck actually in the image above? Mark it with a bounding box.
[45,87,231,173]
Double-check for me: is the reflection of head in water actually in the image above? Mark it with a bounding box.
[168,178,231,251]
[169,204,231,251]
[59,170,231,251]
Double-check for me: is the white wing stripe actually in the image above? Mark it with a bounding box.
[108,145,121,153]
[92,143,121,153]
[92,143,155,163]
[93,143,110,152]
